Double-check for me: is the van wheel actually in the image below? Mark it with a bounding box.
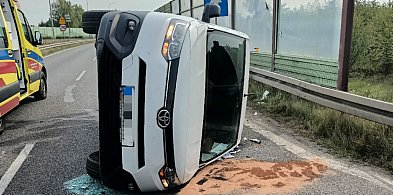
[82,10,111,34]
[86,151,101,180]
[0,118,4,135]
[34,75,47,100]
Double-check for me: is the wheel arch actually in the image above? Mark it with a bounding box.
[41,66,47,79]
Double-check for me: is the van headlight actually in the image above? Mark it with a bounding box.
[159,166,181,189]
[162,19,190,61]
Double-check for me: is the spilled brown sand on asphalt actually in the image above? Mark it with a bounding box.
[180,159,328,195]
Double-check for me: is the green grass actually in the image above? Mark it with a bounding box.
[249,80,393,172]
[349,75,393,103]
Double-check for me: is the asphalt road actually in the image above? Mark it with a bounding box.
[0,45,393,194]
[0,44,99,195]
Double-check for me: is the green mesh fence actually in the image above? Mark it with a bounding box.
[156,3,172,13]
[250,53,339,88]
[251,53,272,71]
[32,27,91,39]
[274,54,338,88]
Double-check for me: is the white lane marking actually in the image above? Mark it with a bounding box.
[0,144,35,195]
[93,57,97,61]
[64,84,76,103]
[245,121,393,192]
[75,71,86,81]
[44,44,93,59]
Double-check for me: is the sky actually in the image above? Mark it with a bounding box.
[19,0,171,26]
[283,0,389,8]
[19,0,391,26]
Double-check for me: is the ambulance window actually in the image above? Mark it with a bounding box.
[0,18,8,48]
[17,11,33,44]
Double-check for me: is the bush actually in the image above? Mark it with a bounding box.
[351,1,393,76]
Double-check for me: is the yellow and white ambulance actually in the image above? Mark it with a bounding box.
[0,0,46,134]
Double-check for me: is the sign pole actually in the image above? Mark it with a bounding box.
[49,0,55,42]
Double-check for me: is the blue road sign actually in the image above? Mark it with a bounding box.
[204,0,228,16]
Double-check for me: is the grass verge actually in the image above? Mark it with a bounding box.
[248,80,393,172]
[349,75,393,103]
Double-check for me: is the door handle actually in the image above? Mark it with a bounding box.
[8,50,13,57]
[15,63,21,80]
[244,93,256,97]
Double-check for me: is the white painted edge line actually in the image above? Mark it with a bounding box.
[76,71,86,81]
[245,121,393,192]
[44,44,93,59]
[0,144,35,195]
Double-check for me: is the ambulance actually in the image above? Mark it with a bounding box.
[83,4,249,192]
[0,0,46,134]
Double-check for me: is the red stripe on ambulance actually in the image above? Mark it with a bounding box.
[0,61,17,74]
[0,96,19,116]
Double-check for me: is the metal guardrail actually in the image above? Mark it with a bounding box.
[250,67,393,127]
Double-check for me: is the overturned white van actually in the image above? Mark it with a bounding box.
[83,6,250,192]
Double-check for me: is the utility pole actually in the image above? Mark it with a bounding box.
[49,0,55,42]
[337,0,355,91]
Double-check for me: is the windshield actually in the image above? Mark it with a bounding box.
[200,30,246,163]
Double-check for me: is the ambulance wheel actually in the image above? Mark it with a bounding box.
[82,10,111,34]
[0,118,4,135]
[34,75,47,100]
[86,151,101,180]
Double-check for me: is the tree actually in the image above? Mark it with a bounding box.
[350,1,393,76]
[45,0,84,28]
[38,20,51,27]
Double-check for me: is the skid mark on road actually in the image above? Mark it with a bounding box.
[0,144,34,194]
[64,85,76,103]
[64,70,88,103]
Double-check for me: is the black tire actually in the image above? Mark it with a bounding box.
[86,151,100,180]
[0,118,5,135]
[82,10,111,34]
[34,75,47,100]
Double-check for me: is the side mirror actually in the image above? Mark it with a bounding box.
[202,4,221,23]
[34,31,43,45]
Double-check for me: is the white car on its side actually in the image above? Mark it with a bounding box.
[83,5,250,192]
